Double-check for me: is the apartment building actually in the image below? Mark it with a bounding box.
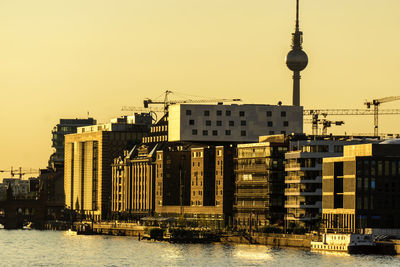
[234,136,288,230]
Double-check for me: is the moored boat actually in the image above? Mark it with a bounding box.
[311,233,376,254]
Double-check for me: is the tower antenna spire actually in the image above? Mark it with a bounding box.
[286,0,308,106]
[296,0,299,31]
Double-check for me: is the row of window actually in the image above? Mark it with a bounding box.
[192,129,286,136]
[357,159,400,177]
[188,120,290,127]
[185,110,287,117]
[192,129,247,136]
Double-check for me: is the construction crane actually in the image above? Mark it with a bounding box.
[143,90,242,113]
[304,117,344,135]
[304,108,400,135]
[0,167,39,179]
[364,96,400,136]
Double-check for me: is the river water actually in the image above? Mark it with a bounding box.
[0,230,399,266]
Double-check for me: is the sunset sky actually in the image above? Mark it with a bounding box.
[1,0,400,174]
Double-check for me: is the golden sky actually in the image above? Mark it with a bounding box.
[1,0,400,173]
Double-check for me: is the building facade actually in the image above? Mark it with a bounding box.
[154,144,235,227]
[191,147,215,207]
[111,145,157,218]
[168,104,303,142]
[64,115,150,220]
[285,137,364,229]
[322,143,400,232]
[234,136,288,230]
[51,118,96,167]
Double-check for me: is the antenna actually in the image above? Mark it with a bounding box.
[296,0,299,31]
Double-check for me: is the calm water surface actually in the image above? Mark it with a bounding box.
[0,230,399,266]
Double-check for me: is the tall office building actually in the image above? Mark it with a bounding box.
[51,118,96,167]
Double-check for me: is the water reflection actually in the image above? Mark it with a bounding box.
[0,230,399,267]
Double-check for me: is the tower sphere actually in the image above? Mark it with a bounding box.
[286,49,308,71]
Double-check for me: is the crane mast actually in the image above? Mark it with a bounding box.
[304,108,400,135]
[364,96,400,136]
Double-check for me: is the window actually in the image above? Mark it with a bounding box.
[186,110,192,115]
[241,120,246,126]
[267,121,273,127]
[212,130,218,136]
[217,110,222,116]
[281,111,286,117]
[192,129,198,135]
[281,131,286,134]
[283,121,289,127]
[229,121,234,126]
[216,120,222,126]
[206,120,211,126]
[269,131,275,135]
[189,120,195,125]
[241,130,246,136]
[239,111,245,117]
[204,110,210,116]
[226,110,231,116]
[225,130,231,135]
[334,145,343,153]
[202,130,208,136]
[266,111,272,117]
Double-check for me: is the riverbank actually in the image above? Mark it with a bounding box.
[54,221,400,255]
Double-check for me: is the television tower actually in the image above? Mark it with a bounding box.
[286,0,308,106]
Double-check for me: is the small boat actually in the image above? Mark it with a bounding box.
[311,233,376,254]
[23,222,33,230]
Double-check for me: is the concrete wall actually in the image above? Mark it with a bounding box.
[168,104,303,142]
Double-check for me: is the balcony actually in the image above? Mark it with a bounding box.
[286,214,320,221]
[235,166,268,173]
[284,188,322,196]
[235,192,270,198]
[285,163,322,172]
[284,201,322,209]
[285,176,322,184]
[233,204,268,211]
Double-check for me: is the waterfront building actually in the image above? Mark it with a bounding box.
[168,104,303,142]
[322,142,400,232]
[50,118,96,167]
[64,114,151,220]
[234,135,288,230]
[285,136,367,229]
[111,144,159,218]
[191,147,216,207]
[154,144,235,228]
[155,146,192,208]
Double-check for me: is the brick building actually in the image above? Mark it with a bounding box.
[154,145,235,228]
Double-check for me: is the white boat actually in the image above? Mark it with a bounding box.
[311,233,376,254]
